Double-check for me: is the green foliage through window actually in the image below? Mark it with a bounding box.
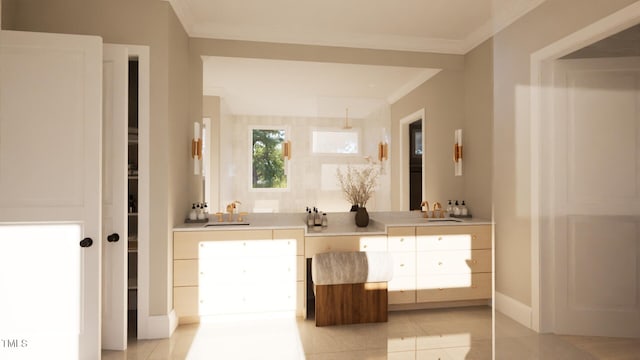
[252,129,287,188]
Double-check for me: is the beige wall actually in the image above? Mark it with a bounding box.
[463,39,493,220]
[492,0,638,306]
[388,39,492,216]
[1,0,191,316]
[390,69,466,210]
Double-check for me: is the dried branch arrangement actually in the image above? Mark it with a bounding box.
[336,164,379,208]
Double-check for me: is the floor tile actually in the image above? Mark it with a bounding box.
[101,306,640,359]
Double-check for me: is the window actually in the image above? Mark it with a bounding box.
[311,129,359,154]
[251,127,288,189]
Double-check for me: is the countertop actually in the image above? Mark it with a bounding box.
[173,211,492,236]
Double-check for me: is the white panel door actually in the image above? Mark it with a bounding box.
[553,57,640,337]
[0,30,102,358]
[101,44,128,350]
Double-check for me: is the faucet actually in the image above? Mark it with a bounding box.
[225,200,241,221]
[432,202,444,218]
[420,201,429,218]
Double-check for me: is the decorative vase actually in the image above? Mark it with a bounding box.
[350,204,358,212]
[355,207,369,227]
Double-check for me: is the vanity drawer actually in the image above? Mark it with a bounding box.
[416,225,491,251]
[388,288,416,305]
[305,235,360,257]
[388,227,416,252]
[416,273,491,302]
[360,236,387,252]
[390,252,416,277]
[174,229,273,259]
[389,275,416,292]
[199,282,296,315]
[174,286,198,317]
[199,255,296,285]
[416,249,492,275]
[174,259,198,287]
[273,228,305,256]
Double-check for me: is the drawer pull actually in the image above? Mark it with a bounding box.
[472,260,478,264]
[364,244,368,248]
[472,285,477,289]
[400,238,404,242]
[400,263,405,267]
[472,235,477,240]
[438,288,444,291]
[438,237,442,241]
[438,262,443,266]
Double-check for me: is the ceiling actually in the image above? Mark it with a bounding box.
[563,23,640,59]
[203,57,440,118]
[169,0,547,117]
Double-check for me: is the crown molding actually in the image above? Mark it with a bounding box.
[168,0,546,55]
[164,0,196,34]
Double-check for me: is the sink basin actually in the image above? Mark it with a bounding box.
[422,218,462,222]
[204,221,250,227]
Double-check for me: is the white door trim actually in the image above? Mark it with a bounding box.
[119,45,155,339]
[102,43,129,350]
[398,109,425,211]
[530,1,640,333]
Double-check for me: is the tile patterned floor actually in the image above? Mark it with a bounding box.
[102,307,640,359]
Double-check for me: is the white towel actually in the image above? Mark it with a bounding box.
[311,251,393,285]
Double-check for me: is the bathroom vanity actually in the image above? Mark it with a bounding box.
[172,212,492,324]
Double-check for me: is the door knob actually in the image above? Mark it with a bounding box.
[79,237,93,248]
[107,233,120,243]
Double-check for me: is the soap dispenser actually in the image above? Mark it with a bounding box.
[189,203,197,220]
[461,201,468,216]
[203,202,209,217]
[446,200,453,216]
[453,200,461,216]
[307,208,314,227]
[197,203,205,220]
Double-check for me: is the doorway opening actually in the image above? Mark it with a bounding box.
[409,119,423,210]
[530,2,640,336]
[127,58,139,339]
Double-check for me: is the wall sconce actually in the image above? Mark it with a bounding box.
[453,129,463,176]
[283,140,292,160]
[192,122,202,175]
[377,142,388,162]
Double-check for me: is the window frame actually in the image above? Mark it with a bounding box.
[310,127,362,156]
[248,125,290,192]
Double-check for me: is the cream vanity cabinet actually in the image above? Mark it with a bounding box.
[273,229,306,317]
[304,224,492,307]
[173,229,305,324]
[415,225,492,303]
[386,227,417,305]
[305,234,361,257]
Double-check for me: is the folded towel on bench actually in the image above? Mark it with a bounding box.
[311,251,393,285]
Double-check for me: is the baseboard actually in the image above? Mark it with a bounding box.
[495,291,532,329]
[389,299,490,312]
[140,310,178,339]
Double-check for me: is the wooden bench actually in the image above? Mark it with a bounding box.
[311,251,393,327]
